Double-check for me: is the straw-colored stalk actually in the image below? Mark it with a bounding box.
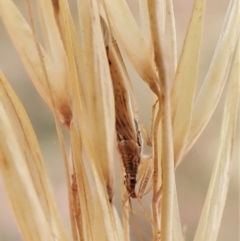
[0,0,239,241]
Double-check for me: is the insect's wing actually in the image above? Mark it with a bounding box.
[108,50,136,139]
[112,73,136,141]
[101,16,138,141]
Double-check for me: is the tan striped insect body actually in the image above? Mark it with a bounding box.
[117,120,142,198]
[110,47,142,198]
[101,16,152,199]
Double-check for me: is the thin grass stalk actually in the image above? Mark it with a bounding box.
[148,1,175,240]
[138,0,153,58]
[166,0,177,74]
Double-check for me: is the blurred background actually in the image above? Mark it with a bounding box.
[0,0,239,240]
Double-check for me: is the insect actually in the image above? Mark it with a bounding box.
[100,16,150,199]
[117,119,142,198]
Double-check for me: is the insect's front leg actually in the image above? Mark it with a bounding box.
[137,156,153,199]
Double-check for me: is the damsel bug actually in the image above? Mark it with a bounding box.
[117,120,142,198]
[100,17,152,201]
[100,16,145,198]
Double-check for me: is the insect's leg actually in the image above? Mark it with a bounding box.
[129,157,160,234]
[136,198,161,234]
[122,191,131,206]
[122,195,161,237]
[140,99,160,147]
[136,156,153,198]
[138,157,154,198]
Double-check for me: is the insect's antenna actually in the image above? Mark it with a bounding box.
[136,197,160,232]
[122,191,132,207]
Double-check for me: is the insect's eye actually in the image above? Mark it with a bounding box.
[130,178,136,183]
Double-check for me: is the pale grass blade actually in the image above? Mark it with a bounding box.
[0,0,72,125]
[92,199,108,241]
[77,0,116,198]
[101,0,159,96]
[0,71,69,241]
[171,0,206,166]
[76,0,121,239]
[56,1,121,240]
[92,198,124,241]
[156,0,166,33]
[193,40,240,241]
[37,0,68,87]
[89,158,123,241]
[57,0,116,216]
[186,0,240,155]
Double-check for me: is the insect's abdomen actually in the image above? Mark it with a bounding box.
[118,139,141,198]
